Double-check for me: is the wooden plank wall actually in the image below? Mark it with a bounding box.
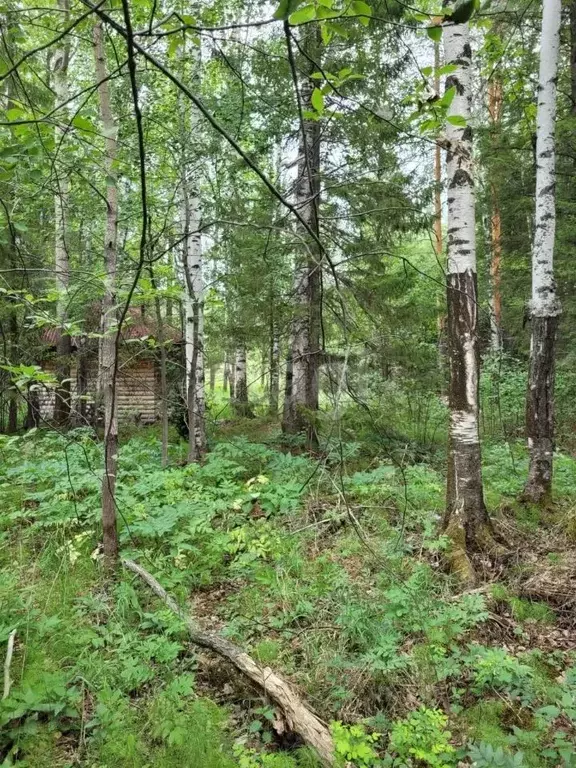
[38,359,157,424]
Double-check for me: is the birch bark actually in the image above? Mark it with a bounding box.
[443,20,491,580]
[522,0,562,504]
[179,50,206,463]
[487,77,503,354]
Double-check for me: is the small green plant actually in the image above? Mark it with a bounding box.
[467,742,524,768]
[467,646,535,703]
[331,721,381,766]
[387,707,456,768]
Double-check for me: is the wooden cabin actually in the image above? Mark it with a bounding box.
[38,310,181,424]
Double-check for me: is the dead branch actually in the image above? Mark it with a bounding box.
[122,558,335,766]
[3,629,16,700]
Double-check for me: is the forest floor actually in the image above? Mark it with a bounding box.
[1,419,576,767]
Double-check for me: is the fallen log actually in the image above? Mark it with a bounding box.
[123,558,335,766]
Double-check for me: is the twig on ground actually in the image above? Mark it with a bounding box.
[3,629,16,700]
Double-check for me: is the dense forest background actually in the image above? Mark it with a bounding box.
[1,0,576,766]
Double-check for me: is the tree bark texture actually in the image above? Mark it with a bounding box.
[283,26,322,448]
[488,76,503,353]
[523,0,561,505]
[53,0,72,427]
[94,21,119,565]
[269,325,280,416]
[443,20,490,579]
[180,73,206,463]
[233,344,253,418]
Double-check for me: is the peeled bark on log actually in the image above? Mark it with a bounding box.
[123,559,335,766]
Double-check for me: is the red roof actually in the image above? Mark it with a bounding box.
[41,307,182,347]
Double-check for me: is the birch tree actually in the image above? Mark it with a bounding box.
[180,49,206,464]
[522,0,562,505]
[442,18,492,581]
[94,20,119,565]
[52,0,71,426]
[487,75,503,353]
[282,25,322,448]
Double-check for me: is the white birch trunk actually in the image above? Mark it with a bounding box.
[443,20,490,580]
[522,0,562,504]
[531,0,561,319]
[179,47,206,462]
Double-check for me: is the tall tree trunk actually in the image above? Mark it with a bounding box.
[442,19,491,582]
[209,364,216,393]
[180,84,206,463]
[76,337,88,424]
[229,351,236,403]
[53,0,72,427]
[269,322,280,417]
[149,266,169,468]
[488,77,503,353]
[433,41,443,258]
[94,20,119,567]
[282,353,293,428]
[522,0,562,505]
[434,41,446,389]
[571,0,576,114]
[223,352,230,393]
[282,26,322,448]
[233,344,253,418]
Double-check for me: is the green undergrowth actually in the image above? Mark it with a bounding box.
[1,428,576,766]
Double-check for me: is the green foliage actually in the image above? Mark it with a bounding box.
[3,430,576,767]
[387,707,456,768]
[331,721,381,766]
[466,646,536,704]
[467,742,525,768]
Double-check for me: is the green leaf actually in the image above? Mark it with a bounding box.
[167,36,183,58]
[426,25,442,42]
[420,118,440,132]
[6,107,24,122]
[311,88,324,113]
[289,3,316,23]
[72,115,95,133]
[421,66,433,76]
[320,21,332,44]
[439,85,456,107]
[437,63,458,75]
[274,0,308,19]
[352,0,372,24]
[316,4,340,18]
[447,114,467,126]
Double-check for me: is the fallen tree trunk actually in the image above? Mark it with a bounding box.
[123,559,335,766]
